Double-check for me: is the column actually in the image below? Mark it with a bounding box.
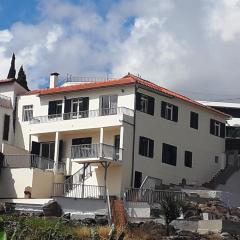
[119,126,124,160]
[100,128,104,157]
[54,131,60,174]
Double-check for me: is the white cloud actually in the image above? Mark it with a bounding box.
[0,30,13,42]
[112,16,189,88]
[209,0,240,41]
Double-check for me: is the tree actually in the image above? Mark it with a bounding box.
[17,65,28,90]
[160,195,183,235]
[7,53,16,79]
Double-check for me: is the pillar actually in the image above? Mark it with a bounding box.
[54,131,60,173]
[100,127,104,157]
[119,126,124,160]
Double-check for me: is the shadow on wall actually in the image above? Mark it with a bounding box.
[0,168,17,198]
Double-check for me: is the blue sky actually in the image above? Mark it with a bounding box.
[1,0,240,100]
[0,0,39,28]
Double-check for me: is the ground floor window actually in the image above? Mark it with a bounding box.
[134,171,142,188]
[184,151,192,168]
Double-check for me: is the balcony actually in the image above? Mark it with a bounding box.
[71,143,122,162]
[30,107,134,124]
[2,154,65,173]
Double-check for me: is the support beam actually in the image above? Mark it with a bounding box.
[119,126,124,160]
[82,163,86,198]
[103,161,109,201]
[100,127,104,157]
[54,131,60,174]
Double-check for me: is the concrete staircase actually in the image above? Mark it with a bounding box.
[202,165,239,189]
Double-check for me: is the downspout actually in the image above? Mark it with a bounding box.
[130,83,137,187]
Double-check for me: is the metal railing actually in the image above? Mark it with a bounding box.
[29,107,134,124]
[53,183,105,199]
[124,188,186,204]
[64,165,92,186]
[71,143,122,160]
[65,74,116,83]
[0,94,12,108]
[2,154,65,173]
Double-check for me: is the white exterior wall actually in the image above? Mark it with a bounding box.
[0,168,64,198]
[10,82,227,197]
[133,87,226,186]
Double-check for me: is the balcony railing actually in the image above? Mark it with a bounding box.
[2,154,65,173]
[53,183,105,199]
[0,94,11,108]
[71,143,122,161]
[29,107,134,124]
[124,188,186,204]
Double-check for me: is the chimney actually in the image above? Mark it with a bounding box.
[49,72,59,88]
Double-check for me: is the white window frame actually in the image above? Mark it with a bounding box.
[214,122,221,137]
[166,103,173,120]
[22,105,33,122]
[140,95,148,113]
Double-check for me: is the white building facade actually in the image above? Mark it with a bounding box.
[0,74,229,198]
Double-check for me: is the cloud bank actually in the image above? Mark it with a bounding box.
[0,0,240,100]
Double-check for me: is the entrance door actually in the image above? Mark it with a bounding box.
[134,171,142,188]
[41,142,55,160]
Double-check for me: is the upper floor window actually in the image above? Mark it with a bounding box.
[100,95,118,116]
[48,100,63,116]
[136,92,155,115]
[210,119,225,138]
[184,151,192,168]
[64,97,89,119]
[161,101,178,122]
[139,136,154,158]
[3,114,10,141]
[22,105,33,121]
[190,111,199,130]
[162,143,177,166]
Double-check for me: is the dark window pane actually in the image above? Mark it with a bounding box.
[72,137,92,145]
[190,111,198,129]
[184,151,192,168]
[139,136,154,158]
[136,92,155,115]
[3,115,10,141]
[162,143,177,166]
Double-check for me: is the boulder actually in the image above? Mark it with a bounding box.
[42,200,62,217]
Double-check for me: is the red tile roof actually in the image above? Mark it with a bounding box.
[25,74,229,118]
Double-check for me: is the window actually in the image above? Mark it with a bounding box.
[161,101,178,122]
[139,136,154,158]
[136,92,155,115]
[162,143,177,166]
[100,95,118,115]
[3,114,10,141]
[190,111,198,129]
[215,156,219,163]
[72,137,92,145]
[210,119,225,138]
[48,100,62,116]
[184,151,192,168]
[64,97,89,119]
[22,105,33,121]
[134,171,142,188]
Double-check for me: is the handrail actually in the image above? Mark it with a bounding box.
[53,183,105,199]
[124,188,185,204]
[3,154,65,173]
[29,107,134,124]
[71,143,122,160]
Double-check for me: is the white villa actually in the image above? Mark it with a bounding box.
[0,73,229,201]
